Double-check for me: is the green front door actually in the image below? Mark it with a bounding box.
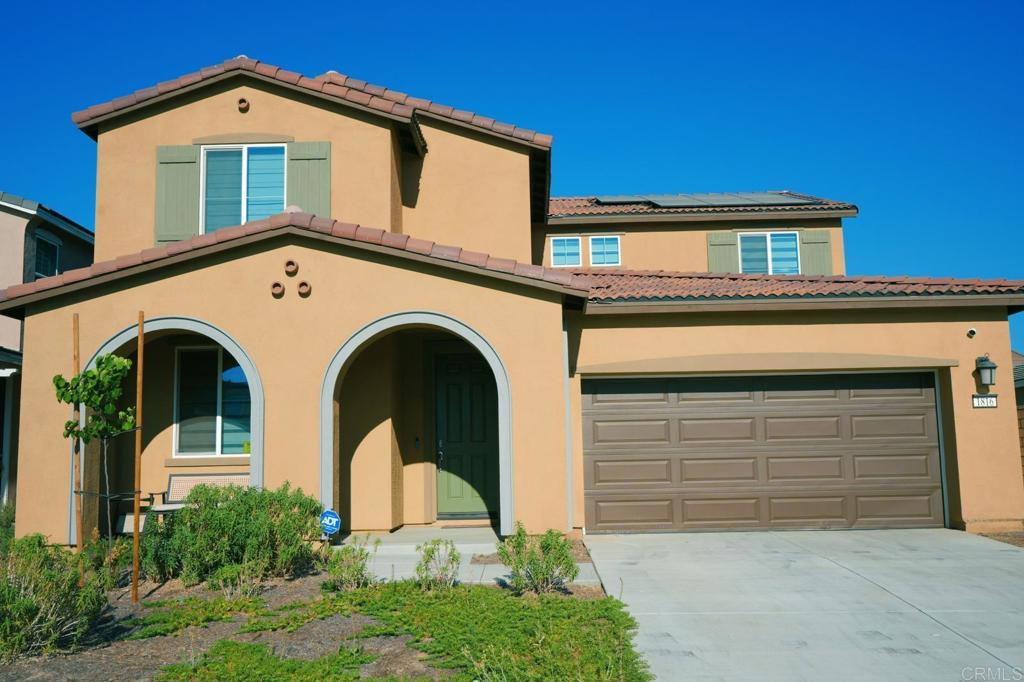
[435,354,499,517]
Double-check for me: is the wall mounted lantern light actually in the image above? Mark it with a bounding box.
[975,355,997,386]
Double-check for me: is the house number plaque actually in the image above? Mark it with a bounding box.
[972,394,998,408]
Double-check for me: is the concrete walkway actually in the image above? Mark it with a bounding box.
[339,526,601,585]
[586,529,1024,682]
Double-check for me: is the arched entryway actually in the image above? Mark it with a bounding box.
[320,312,513,535]
[67,316,263,545]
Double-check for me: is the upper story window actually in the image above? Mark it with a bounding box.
[739,232,800,275]
[551,237,582,267]
[201,144,285,233]
[174,347,252,457]
[589,236,621,267]
[33,233,61,280]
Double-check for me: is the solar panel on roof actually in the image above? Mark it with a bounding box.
[593,195,649,204]
[594,192,821,209]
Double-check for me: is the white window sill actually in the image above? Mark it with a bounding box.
[164,456,251,467]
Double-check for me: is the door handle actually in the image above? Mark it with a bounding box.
[437,439,445,470]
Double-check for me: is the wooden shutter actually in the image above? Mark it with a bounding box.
[286,142,331,216]
[155,145,200,244]
[799,230,833,275]
[707,232,739,273]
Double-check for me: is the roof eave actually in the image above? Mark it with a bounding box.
[0,226,587,319]
[547,208,858,225]
[583,294,1024,315]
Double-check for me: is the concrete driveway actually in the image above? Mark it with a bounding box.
[586,529,1024,682]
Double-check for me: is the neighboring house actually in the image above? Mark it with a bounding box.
[0,193,94,506]
[1,56,1022,545]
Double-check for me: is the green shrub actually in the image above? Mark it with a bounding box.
[157,640,374,681]
[207,559,266,598]
[415,538,461,590]
[496,523,579,594]
[0,503,14,557]
[140,483,322,586]
[321,536,378,592]
[83,530,133,590]
[0,534,107,662]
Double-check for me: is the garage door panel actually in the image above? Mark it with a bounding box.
[766,455,845,481]
[765,416,842,440]
[679,417,756,442]
[583,373,943,531]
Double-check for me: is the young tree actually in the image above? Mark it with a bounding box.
[54,354,137,545]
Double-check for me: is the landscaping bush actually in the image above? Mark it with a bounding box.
[140,483,322,586]
[0,534,107,662]
[496,523,579,594]
[83,530,133,590]
[207,559,267,598]
[321,535,378,592]
[415,538,461,590]
[0,503,14,557]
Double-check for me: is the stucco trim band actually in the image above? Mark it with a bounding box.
[576,352,959,377]
[319,311,514,535]
[67,316,265,545]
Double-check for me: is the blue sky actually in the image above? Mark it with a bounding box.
[2,0,1022,345]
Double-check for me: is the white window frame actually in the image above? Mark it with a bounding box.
[738,231,801,275]
[33,231,62,279]
[198,143,287,234]
[588,235,622,267]
[173,346,247,458]
[550,236,582,268]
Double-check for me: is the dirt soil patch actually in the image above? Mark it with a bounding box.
[471,537,592,564]
[0,577,448,682]
[981,531,1024,549]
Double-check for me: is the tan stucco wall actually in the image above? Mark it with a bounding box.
[567,307,1024,532]
[14,236,569,541]
[94,80,534,263]
[399,120,532,259]
[0,209,28,350]
[538,219,846,274]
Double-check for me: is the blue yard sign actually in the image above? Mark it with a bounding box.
[319,509,341,536]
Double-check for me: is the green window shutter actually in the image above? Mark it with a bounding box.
[286,142,331,216]
[707,232,739,273]
[155,145,200,244]
[799,230,833,275]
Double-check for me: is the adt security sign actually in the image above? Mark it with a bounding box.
[319,509,341,536]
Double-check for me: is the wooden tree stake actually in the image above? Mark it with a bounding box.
[73,314,84,585]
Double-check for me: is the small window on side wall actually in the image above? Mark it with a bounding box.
[551,237,582,267]
[739,232,799,275]
[589,236,621,266]
[34,234,60,280]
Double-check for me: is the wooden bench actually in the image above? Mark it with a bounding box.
[116,472,250,533]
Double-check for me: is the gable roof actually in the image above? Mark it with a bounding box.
[70,56,552,150]
[0,209,587,317]
[549,191,857,221]
[573,269,1024,312]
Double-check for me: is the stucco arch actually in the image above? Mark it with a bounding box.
[320,311,513,535]
[67,316,264,544]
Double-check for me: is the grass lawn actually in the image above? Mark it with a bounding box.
[135,581,651,681]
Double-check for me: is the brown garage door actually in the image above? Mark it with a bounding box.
[583,373,944,531]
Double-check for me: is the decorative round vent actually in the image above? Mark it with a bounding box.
[238,97,250,113]
[284,260,299,276]
[297,281,312,298]
[271,282,285,298]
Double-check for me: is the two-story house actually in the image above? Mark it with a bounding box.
[0,193,93,507]
[1,56,1022,544]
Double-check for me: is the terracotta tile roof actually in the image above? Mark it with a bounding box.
[71,56,552,149]
[549,191,856,218]
[0,209,586,309]
[573,269,1024,302]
